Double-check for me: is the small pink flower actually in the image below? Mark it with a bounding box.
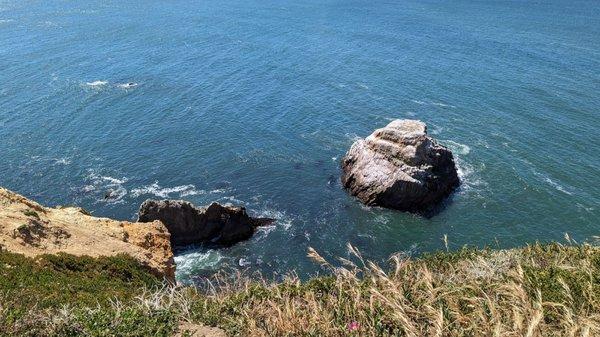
[348,321,360,332]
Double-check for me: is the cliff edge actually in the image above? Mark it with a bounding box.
[0,187,175,281]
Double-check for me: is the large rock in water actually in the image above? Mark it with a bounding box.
[341,119,459,212]
[137,200,274,246]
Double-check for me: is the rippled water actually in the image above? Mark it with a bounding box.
[1,0,599,283]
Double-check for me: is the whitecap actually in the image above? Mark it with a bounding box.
[543,177,573,195]
[238,258,251,267]
[373,214,390,225]
[530,168,575,196]
[219,195,245,204]
[103,187,128,203]
[174,249,223,278]
[118,82,138,89]
[84,171,129,203]
[444,140,471,155]
[85,80,108,87]
[130,182,200,198]
[99,176,127,185]
[411,100,455,108]
[38,21,58,27]
[257,208,293,230]
[455,159,487,195]
[81,185,95,193]
[431,101,456,108]
[53,157,71,165]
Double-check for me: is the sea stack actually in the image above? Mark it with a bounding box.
[341,119,459,213]
[138,200,274,246]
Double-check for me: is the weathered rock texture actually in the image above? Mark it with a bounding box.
[341,119,459,212]
[138,200,274,246]
[0,187,175,281]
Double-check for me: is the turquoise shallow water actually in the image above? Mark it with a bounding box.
[1,0,599,282]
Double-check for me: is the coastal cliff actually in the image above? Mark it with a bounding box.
[1,186,599,336]
[0,187,175,281]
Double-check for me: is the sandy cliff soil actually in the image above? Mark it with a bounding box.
[0,187,175,280]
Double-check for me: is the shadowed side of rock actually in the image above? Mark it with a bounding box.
[137,200,274,247]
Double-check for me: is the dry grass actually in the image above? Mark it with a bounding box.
[191,242,600,336]
[3,241,600,336]
[181,241,600,336]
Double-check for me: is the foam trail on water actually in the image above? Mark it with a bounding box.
[85,80,108,87]
[174,249,223,281]
[82,171,128,203]
[444,140,471,155]
[130,182,201,198]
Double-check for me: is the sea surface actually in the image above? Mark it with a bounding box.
[1,0,599,283]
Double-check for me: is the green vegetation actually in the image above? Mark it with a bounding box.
[0,250,172,336]
[21,210,39,219]
[2,242,600,336]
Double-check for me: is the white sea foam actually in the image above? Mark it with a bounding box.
[411,99,455,108]
[431,101,456,108]
[53,157,71,165]
[373,214,390,225]
[130,182,200,198]
[529,167,574,195]
[0,19,14,24]
[543,177,573,195]
[81,185,95,193]
[219,195,245,204]
[174,249,223,278]
[85,171,129,203]
[39,20,58,27]
[444,140,471,155]
[255,225,276,240]
[455,158,487,196]
[85,80,107,87]
[257,208,293,230]
[429,125,444,135]
[238,258,251,267]
[118,82,138,89]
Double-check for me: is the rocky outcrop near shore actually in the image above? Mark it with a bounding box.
[138,200,274,246]
[0,187,175,281]
[341,119,459,212]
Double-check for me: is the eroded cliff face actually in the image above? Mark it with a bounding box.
[0,187,175,281]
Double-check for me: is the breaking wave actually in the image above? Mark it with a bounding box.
[130,182,200,198]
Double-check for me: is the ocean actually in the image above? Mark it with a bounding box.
[1,0,599,283]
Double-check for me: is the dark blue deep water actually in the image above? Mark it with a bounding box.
[1,0,599,282]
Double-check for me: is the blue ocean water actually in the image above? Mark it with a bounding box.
[1,0,599,282]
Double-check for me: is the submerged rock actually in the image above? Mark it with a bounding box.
[137,200,274,246]
[341,119,459,213]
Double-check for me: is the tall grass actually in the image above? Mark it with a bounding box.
[2,242,600,336]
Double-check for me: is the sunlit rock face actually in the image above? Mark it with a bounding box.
[341,119,459,213]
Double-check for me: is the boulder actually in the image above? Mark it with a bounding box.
[341,119,459,212]
[137,200,274,246]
